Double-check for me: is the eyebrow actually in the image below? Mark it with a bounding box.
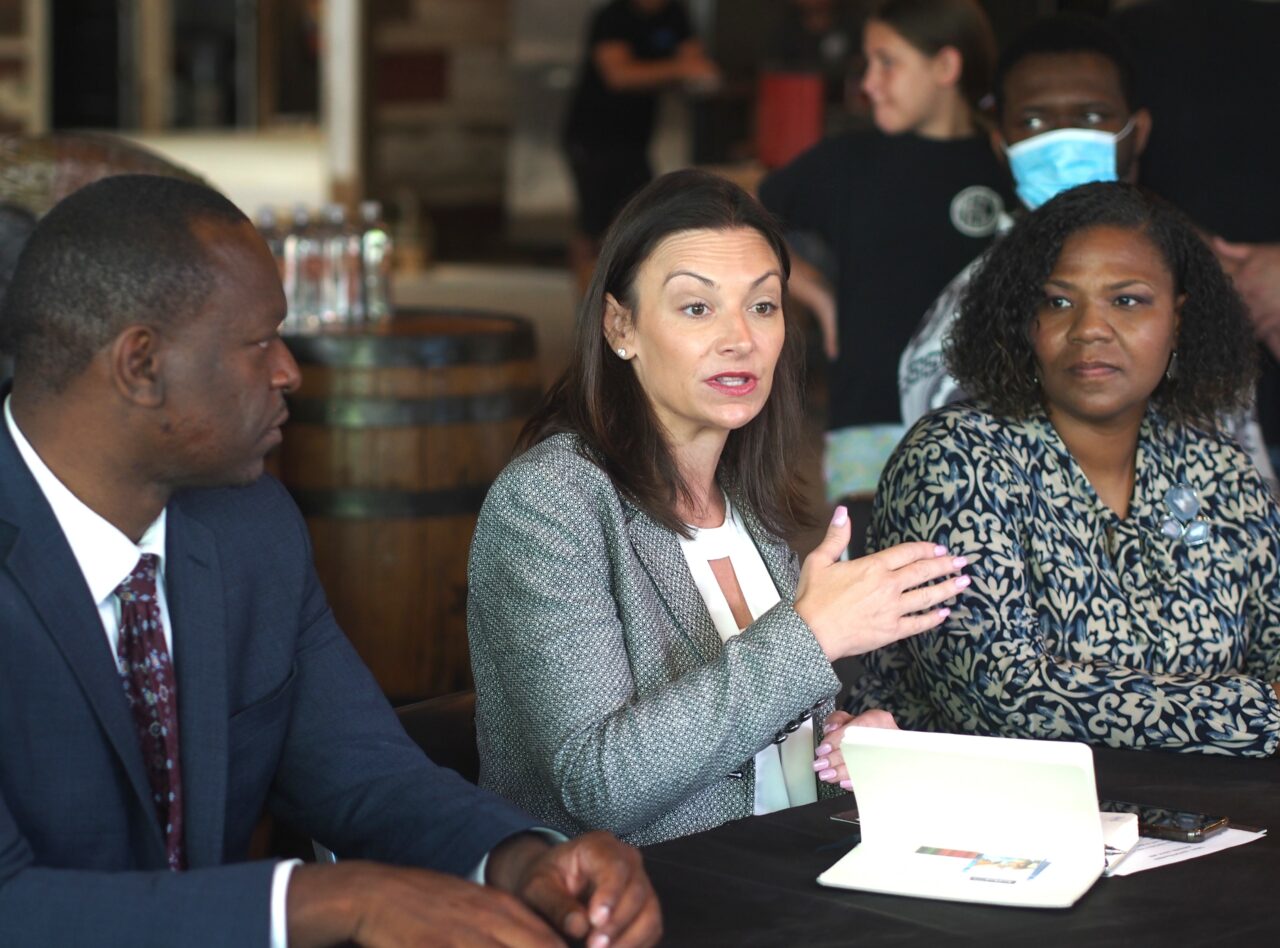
[1045,278,1157,291]
[663,269,783,290]
[1022,101,1117,112]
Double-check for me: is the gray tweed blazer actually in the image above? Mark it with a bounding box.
[467,433,843,846]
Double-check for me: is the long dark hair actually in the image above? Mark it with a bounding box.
[520,169,810,538]
[947,181,1256,425]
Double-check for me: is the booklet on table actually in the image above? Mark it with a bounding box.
[818,727,1105,908]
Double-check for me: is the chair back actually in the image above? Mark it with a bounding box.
[395,690,480,784]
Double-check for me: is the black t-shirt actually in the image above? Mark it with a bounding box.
[563,0,693,148]
[1112,0,1280,443]
[760,130,1011,429]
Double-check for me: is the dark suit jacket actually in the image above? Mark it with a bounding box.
[0,414,535,945]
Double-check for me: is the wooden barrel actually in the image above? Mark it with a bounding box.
[0,132,205,217]
[276,309,539,703]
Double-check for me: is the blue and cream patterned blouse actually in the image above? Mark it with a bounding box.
[853,403,1280,757]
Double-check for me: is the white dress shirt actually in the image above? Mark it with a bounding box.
[677,495,818,814]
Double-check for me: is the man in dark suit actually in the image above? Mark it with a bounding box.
[0,175,660,947]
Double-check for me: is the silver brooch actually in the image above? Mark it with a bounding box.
[1161,484,1210,546]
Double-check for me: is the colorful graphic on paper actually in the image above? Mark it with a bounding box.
[914,846,1050,884]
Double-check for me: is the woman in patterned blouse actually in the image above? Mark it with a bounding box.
[843,181,1280,760]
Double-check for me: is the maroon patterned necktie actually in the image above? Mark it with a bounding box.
[115,553,185,871]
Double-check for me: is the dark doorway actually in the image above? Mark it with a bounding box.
[52,0,121,128]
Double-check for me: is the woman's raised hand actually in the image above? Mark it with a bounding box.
[794,505,969,661]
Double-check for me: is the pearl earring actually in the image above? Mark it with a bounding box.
[617,347,627,358]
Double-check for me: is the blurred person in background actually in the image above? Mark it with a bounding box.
[899,14,1152,424]
[563,0,720,294]
[769,0,862,127]
[759,0,1010,547]
[898,11,1276,491]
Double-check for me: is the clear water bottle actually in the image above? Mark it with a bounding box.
[319,203,360,327]
[255,205,285,283]
[283,205,323,333]
[360,200,394,323]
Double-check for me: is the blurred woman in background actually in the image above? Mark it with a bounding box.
[759,0,1011,532]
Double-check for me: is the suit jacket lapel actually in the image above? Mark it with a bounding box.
[165,499,229,869]
[0,424,163,857]
[624,504,722,662]
[733,500,799,598]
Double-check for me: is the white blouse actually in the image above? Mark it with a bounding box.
[677,497,817,815]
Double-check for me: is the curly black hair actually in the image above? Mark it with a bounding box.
[945,181,1257,426]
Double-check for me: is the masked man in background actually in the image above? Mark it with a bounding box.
[898,14,1150,425]
[895,14,1277,489]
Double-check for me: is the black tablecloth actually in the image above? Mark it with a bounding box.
[642,748,1280,946]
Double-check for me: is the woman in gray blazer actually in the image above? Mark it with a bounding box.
[468,170,970,845]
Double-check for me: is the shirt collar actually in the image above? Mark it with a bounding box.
[1029,404,1164,524]
[4,395,166,606]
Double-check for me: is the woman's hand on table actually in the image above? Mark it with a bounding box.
[795,505,970,661]
[813,709,897,790]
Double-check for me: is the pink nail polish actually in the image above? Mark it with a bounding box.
[934,544,948,557]
[840,779,853,790]
[952,556,968,569]
[938,607,951,619]
[823,722,838,734]
[954,575,971,589]
[831,505,849,527]
[819,768,837,780]
[812,758,829,771]
[815,743,832,755]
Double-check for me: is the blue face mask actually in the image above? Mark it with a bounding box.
[1005,117,1136,209]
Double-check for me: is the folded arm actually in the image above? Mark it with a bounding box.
[594,38,717,91]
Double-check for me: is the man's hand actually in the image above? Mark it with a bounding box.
[488,832,662,948]
[287,860,567,947]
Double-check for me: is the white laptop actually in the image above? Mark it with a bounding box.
[817,726,1104,908]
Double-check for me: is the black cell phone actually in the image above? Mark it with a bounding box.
[1100,799,1228,842]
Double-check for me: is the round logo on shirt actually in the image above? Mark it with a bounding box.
[949,185,1003,238]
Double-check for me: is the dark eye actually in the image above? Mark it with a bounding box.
[1043,295,1072,310]
[1114,294,1148,307]
[750,301,778,316]
[1022,116,1045,132]
[1082,111,1105,126]
[682,302,709,317]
